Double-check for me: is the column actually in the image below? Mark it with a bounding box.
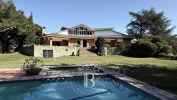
[68,39,71,47]
[87,41,89,48]
[50,40,53,46]
[80,40,83,48]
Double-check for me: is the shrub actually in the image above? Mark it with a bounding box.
[104,43,111,48]
[108,47,124,55]
[23,58,42,76]
[0,41,2,53]
[104,42,126,55]
[152,37,172,56]
[122,36,175,58]
[160,45,172,54]
[167,38,177,55]
[95,37,105,56]
[123,40,157,57]
[76,49,80,56]
[104,44,113,55]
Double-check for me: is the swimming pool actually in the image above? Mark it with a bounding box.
[0,75,160,100]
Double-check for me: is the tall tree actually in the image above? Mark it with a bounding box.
[28,12,33,23]
[127,8,175,39]
[0,0,42,53]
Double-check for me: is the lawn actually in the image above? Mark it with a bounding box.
[0,53,29,68]
[1,52,177,94]
[1,52,177,69]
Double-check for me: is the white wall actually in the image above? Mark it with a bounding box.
[57,30,69,35]
[34,45,79,58]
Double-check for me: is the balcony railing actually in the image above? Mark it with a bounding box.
[68,34,95,38]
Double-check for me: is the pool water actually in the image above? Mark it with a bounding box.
[0,76,159,100]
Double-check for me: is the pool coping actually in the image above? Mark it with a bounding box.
[114,75,177,100]
[96,65,177,100]
[0,64,177,100]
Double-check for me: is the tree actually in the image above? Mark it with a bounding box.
[28,12,33,23]
[0,0,42,53]
[0,40,2,53]
[95,37,105,56]
[0,26,19,53]
[127,8,174,39]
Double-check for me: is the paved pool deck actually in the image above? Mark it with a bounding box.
[0,67,177,100]
[0,68,23,80]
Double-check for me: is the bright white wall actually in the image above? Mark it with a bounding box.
[57,30,69,35]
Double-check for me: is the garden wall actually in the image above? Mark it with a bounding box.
[33,45,79,58]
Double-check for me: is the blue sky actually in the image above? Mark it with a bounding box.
[13,0,177,34]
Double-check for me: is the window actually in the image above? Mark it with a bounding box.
[43,50,53,58]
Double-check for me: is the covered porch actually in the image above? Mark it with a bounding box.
[68,38,95,48]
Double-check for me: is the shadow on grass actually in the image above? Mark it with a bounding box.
[104,64,177,94]
[87,48,97,54]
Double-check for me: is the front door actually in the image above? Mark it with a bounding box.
[83,40,87,47]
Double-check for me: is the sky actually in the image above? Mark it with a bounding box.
[13,0,177,34]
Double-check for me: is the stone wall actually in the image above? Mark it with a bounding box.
[34,45,79,58]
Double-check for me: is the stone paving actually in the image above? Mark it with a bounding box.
[0,68,24,80]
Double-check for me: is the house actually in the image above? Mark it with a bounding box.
[28,24,131,58]
[43,24,130,48]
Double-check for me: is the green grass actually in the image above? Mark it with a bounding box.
[1,53,177,94]
[1,52,177,69]
[0,53,29,68]
[42,56,177,69]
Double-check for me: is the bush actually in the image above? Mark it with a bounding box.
[95,37,105,56]
[123,40,157,57]
[160,45,172,54]
[108,47,124,55]
[104,44,113,55]
[167,38,177,55]
[151,37,173,56]
[23,58,42,76]
[104,43,126,55]
[122,36,176,58]
[104,43,111,48]
[0,41,2,53]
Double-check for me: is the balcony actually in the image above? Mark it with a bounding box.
[67,34,95,39]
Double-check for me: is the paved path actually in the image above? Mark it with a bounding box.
[0,68,24,80]
[80,48,97,56]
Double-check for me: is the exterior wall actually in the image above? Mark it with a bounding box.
[42,24,131,49]
[49,37,64,41]
[68,38,95,48]
[57,30,69,35]
[104,38,124,47]
[34,45,79,58]
[86,39,95,47]
[68,38,78,47]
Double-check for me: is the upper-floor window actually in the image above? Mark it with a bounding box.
[73,26,93,35]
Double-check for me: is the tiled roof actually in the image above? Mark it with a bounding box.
[94,28,113,31]
[52,24,131,38]
[94,28,126,38]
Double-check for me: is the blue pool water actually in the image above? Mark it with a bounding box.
[0,76,159,100]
